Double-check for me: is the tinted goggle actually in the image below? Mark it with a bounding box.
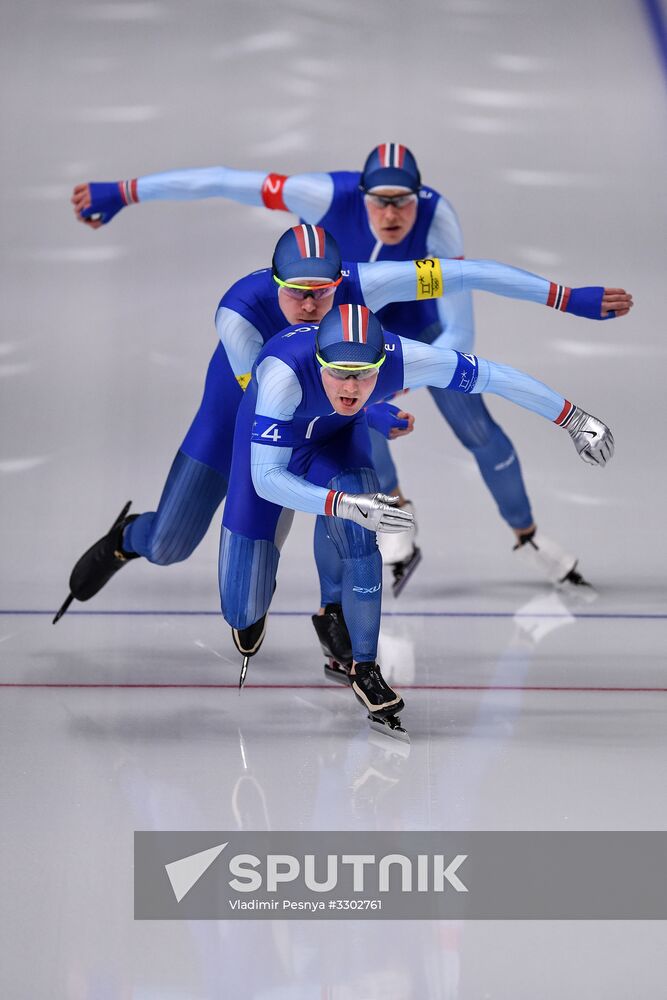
[315,353,386,381]
[362,192,418,209]
[273,274,343,301]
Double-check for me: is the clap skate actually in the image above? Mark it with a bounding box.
[52,501,139,624]
[312,603,353,685]
[513,529,594,594]
[389,546,422,598]
[377,500,421,597]
[351,661,409,743]
[232,611,270,690]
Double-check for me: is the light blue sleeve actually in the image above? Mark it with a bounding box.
[426,198,476,353]
[431,292,475,353]
[443,258,551,303]
[250,357,332,515]
[357,257,552,314]
[135,166,335,219]
[214,307,264,379]
[282,173,334,221]
[400,339,565,421]
[137,166,267,205]
[426,196,465,258]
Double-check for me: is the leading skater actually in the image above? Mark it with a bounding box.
[71,144,631,592]
[219,303,614,740]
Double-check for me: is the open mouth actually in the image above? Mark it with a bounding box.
[339,395,358,409]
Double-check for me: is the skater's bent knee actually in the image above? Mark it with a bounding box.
[144,534,201,565]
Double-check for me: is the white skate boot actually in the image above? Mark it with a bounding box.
[513,529,593,593]
[377,500,421,597]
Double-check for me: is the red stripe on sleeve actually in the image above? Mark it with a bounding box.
[560,287,571,312]
[261,173,288,211]
[554,400,573,425]
[547,282,558,308]
[324,490,337,516]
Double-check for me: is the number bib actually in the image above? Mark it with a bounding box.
[251,416,296,447]
[414,258,443,300]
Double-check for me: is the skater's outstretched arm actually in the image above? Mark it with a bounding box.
[358,258,633,321]
[71,168,334,228]
[400,339,614,467]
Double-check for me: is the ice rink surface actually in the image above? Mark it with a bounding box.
[1,0,666,996]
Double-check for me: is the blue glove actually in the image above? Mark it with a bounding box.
[565,287,612,320]
[366,402,409,438]
[80,182,127,225]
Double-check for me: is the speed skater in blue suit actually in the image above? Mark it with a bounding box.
[218,301,615,740]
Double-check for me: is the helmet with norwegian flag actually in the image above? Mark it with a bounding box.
[360,143,421,193]
[315,304,386,366]
[272,225,342,283]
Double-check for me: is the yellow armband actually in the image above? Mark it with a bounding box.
[414,258,443,300]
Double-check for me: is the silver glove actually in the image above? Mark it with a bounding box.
[335,492,415,533]
[564,405,615,467]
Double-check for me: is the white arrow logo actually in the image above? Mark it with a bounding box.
[165,842,227,903]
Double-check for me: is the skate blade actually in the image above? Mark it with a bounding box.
[367,714,410,744]
[52,592,74,625]
[391,547,422,598]
[113,500,133,529]
[557,571,598,605]
[239,655,250,692]
[323,661,352,686]
[368,730,412,760]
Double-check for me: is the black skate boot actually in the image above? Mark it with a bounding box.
[52,501,139,624]
[232,610,270,690]
[351,661,409,743]
[312,603,353,685]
